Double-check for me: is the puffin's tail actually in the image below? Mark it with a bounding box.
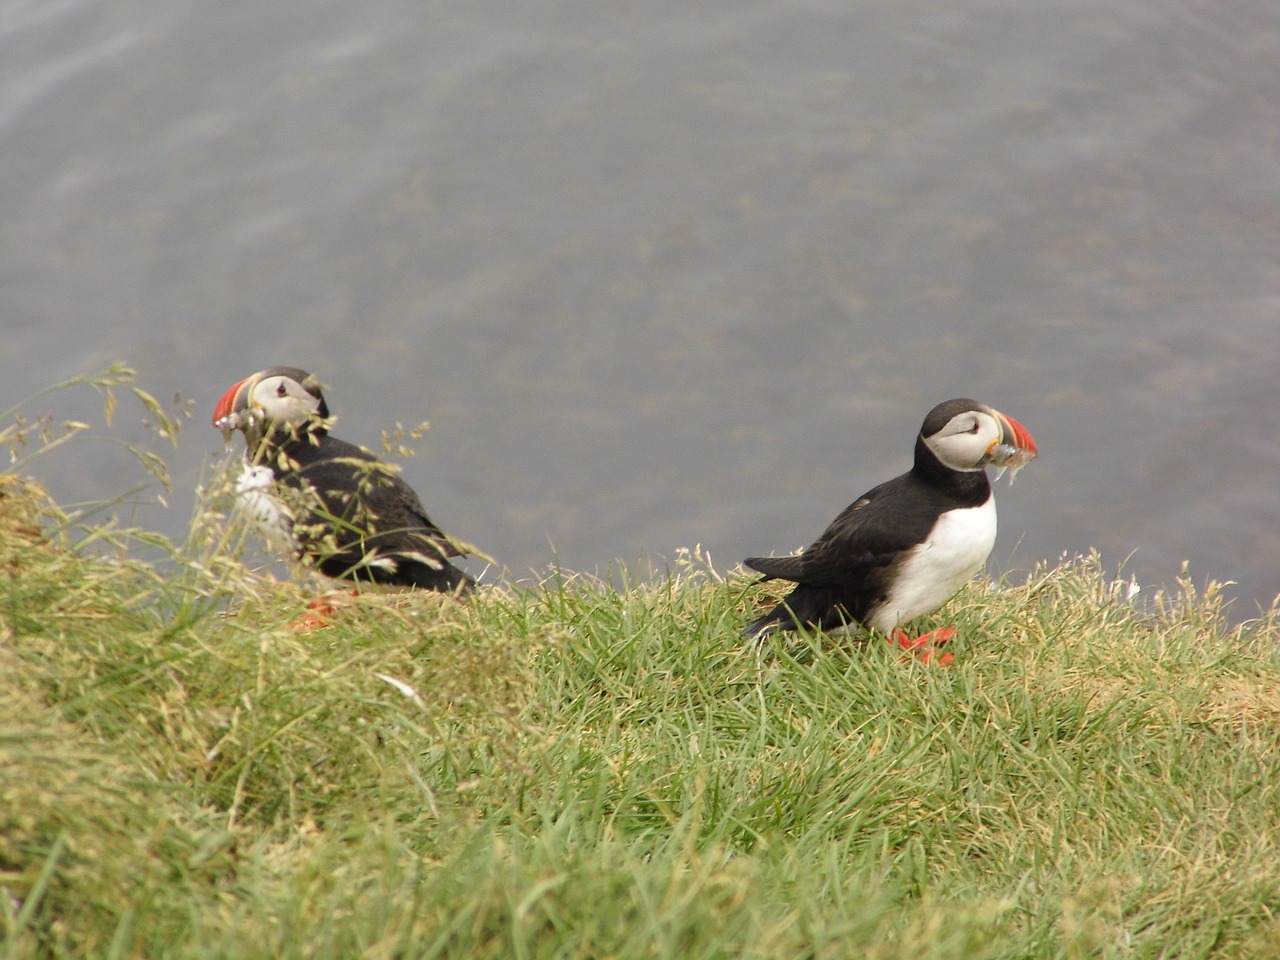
[402,559,475,596]
[742,581,848,640]
[743,603,787,641]
[742,557,800,640]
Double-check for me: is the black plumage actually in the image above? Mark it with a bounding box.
[265,432,474,593]
[743,468,988,638]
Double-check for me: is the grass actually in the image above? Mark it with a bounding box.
[3,371,1280,958]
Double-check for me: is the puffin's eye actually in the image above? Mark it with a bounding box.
[967,420,980,434]
[276,383,288,397]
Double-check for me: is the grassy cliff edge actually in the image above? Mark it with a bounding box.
[2,472,1280,959]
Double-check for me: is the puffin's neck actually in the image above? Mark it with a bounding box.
[245,424,327,465]
[912,434,991,497]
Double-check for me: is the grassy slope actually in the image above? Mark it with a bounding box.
[3,475,1280,959]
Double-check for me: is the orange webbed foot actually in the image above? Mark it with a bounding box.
[887,626,956,666]
[290,589,359,633]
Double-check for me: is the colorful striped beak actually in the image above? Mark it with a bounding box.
[993,409,1037,459]
[987,408,1038,482]
[212,374,257,437]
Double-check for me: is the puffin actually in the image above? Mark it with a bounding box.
[742,398,1037,657]
[211,366,475,595]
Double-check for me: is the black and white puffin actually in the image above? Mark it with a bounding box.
[742,398,1037,657]
[212,366,475,595]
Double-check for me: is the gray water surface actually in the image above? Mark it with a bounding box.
[4,0,1279,615]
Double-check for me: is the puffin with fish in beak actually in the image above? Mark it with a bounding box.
[211,366,475,597]
[742,398,1038,662]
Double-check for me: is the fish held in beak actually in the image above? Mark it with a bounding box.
[987,410,1038,484]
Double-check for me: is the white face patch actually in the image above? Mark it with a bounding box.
[249,375,323,431]
[866,496,997,632]
[923,410,1002,472]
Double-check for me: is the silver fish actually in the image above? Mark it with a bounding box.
[215,409,262,440]
[989,442,1037,485]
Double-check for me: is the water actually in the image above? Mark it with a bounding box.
[4,0,1279,616]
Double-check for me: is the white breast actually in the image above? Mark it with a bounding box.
[234,462,296,551]
[867,496,997,633]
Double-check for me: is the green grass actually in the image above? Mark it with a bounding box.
[3,377,1280,957]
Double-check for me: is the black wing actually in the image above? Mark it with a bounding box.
[744,473,935,587]
[277,435,472,588]
[742,472,950,636]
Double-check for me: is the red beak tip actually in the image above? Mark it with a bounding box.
[212,378,249,426]
[1003,413,1037,456]
[1019,426,1039,456]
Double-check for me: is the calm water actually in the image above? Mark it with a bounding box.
[4,0,1279,616]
